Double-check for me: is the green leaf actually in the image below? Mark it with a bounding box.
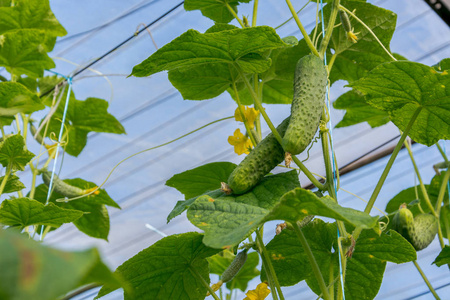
[47,93,125,156]
[0,82,44,116]
[187,170,300,248]
[167,189,224,223]
[263,219,336,286]
[166,162,237,199]
[131,26,286,77]
[97,232,220,300]
[0,229,123,300]
[325,1,397,84]
[433,58,450,72]
[333,89,389,128]
[208,250,260,292]
[184,0,251,23]
[351,61,450,145]
[0,29,55,77]
[266,188,379,230]
[0,0,66,36]
[32,179,119,240]
[0,174,25,194]
[433,245,450,267]
[344,229,416,300]
[228,38,308,105]
[0,197,83,228]
[0,134,35,171]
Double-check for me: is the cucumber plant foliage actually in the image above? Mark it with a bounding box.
[1,0,449,300]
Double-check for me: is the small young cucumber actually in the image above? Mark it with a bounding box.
[41,170,98,198]
[392,204,438,251]
[221,250,248,283]
[281,55,327,155]
[225,117,290,194]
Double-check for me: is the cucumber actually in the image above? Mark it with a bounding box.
[392,204,438,251]
[224,117,290,194]
[221,250,248,283]
[281,55,327,155]
[41,170,98,198]
[339,9,352,34]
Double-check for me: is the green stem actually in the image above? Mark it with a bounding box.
[403,139,437,217]
[353,108,422,241]
[364,108,421,214]
[225,3,245,27]
[0,164,11,195]
[339,5,396,61]
[436,142,449,163]
[1,126,5,138]
[189,267,220,300]
[319,0,340,58]
[328,258,335,300]
[436,169,450,215]
[235,66,325,190]
[252,0,258,26]
[275,0,311,29]
[285,0,320,57]
[232,81,258,147]
[412,261,441,300]
[327,53,338,73]
[21,114,29,150]
[256,229,284,300]
[293,222,331,300]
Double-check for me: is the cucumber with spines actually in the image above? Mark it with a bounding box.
[392,204,438,251]
[224,117,290,195]
[221,250,248,283]
[281,55,327,155]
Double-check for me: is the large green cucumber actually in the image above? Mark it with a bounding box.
[225,117,290,195]
[392,204,438,251]
[282,54,327,155]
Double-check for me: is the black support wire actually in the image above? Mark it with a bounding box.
[40,1,184,98]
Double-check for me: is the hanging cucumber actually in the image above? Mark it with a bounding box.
[281,54,327,155]
[392,204,438,251]
[223,117,290,195]
[40,169,99,198]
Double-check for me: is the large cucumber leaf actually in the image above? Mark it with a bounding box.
[47,91,125,157]
[351,61,450,146]
[0,82,44,117]
[184,0,251,24]
[0,197,83,228]
[0,29,55,78]
[96,232,220,300]
[0,229,123,300]
[187,170,299,248]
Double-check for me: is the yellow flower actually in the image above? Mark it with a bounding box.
[244,282,271,300]
[234,106,259,129]
[347,30,359,43]
[228,128,252,155]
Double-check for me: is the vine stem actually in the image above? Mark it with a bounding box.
[285,0,320,57]
[232,81,258,147]
[353,107,422,240]
[403,139,437,217]
[292,222,331,300]
[225,3,245,27]
[339,5,397,61]
[58,284,99,300]
[318,0,340,58]
[436,169,450,214]
[256,229,284,300]
[0,163,12,195]
[189,267,220,300]
[436,142,449,163]
[252,0,258,26]
[412,261,441,300]
[235,66,325,191]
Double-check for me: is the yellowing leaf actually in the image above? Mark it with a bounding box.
[244,282,270,300]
